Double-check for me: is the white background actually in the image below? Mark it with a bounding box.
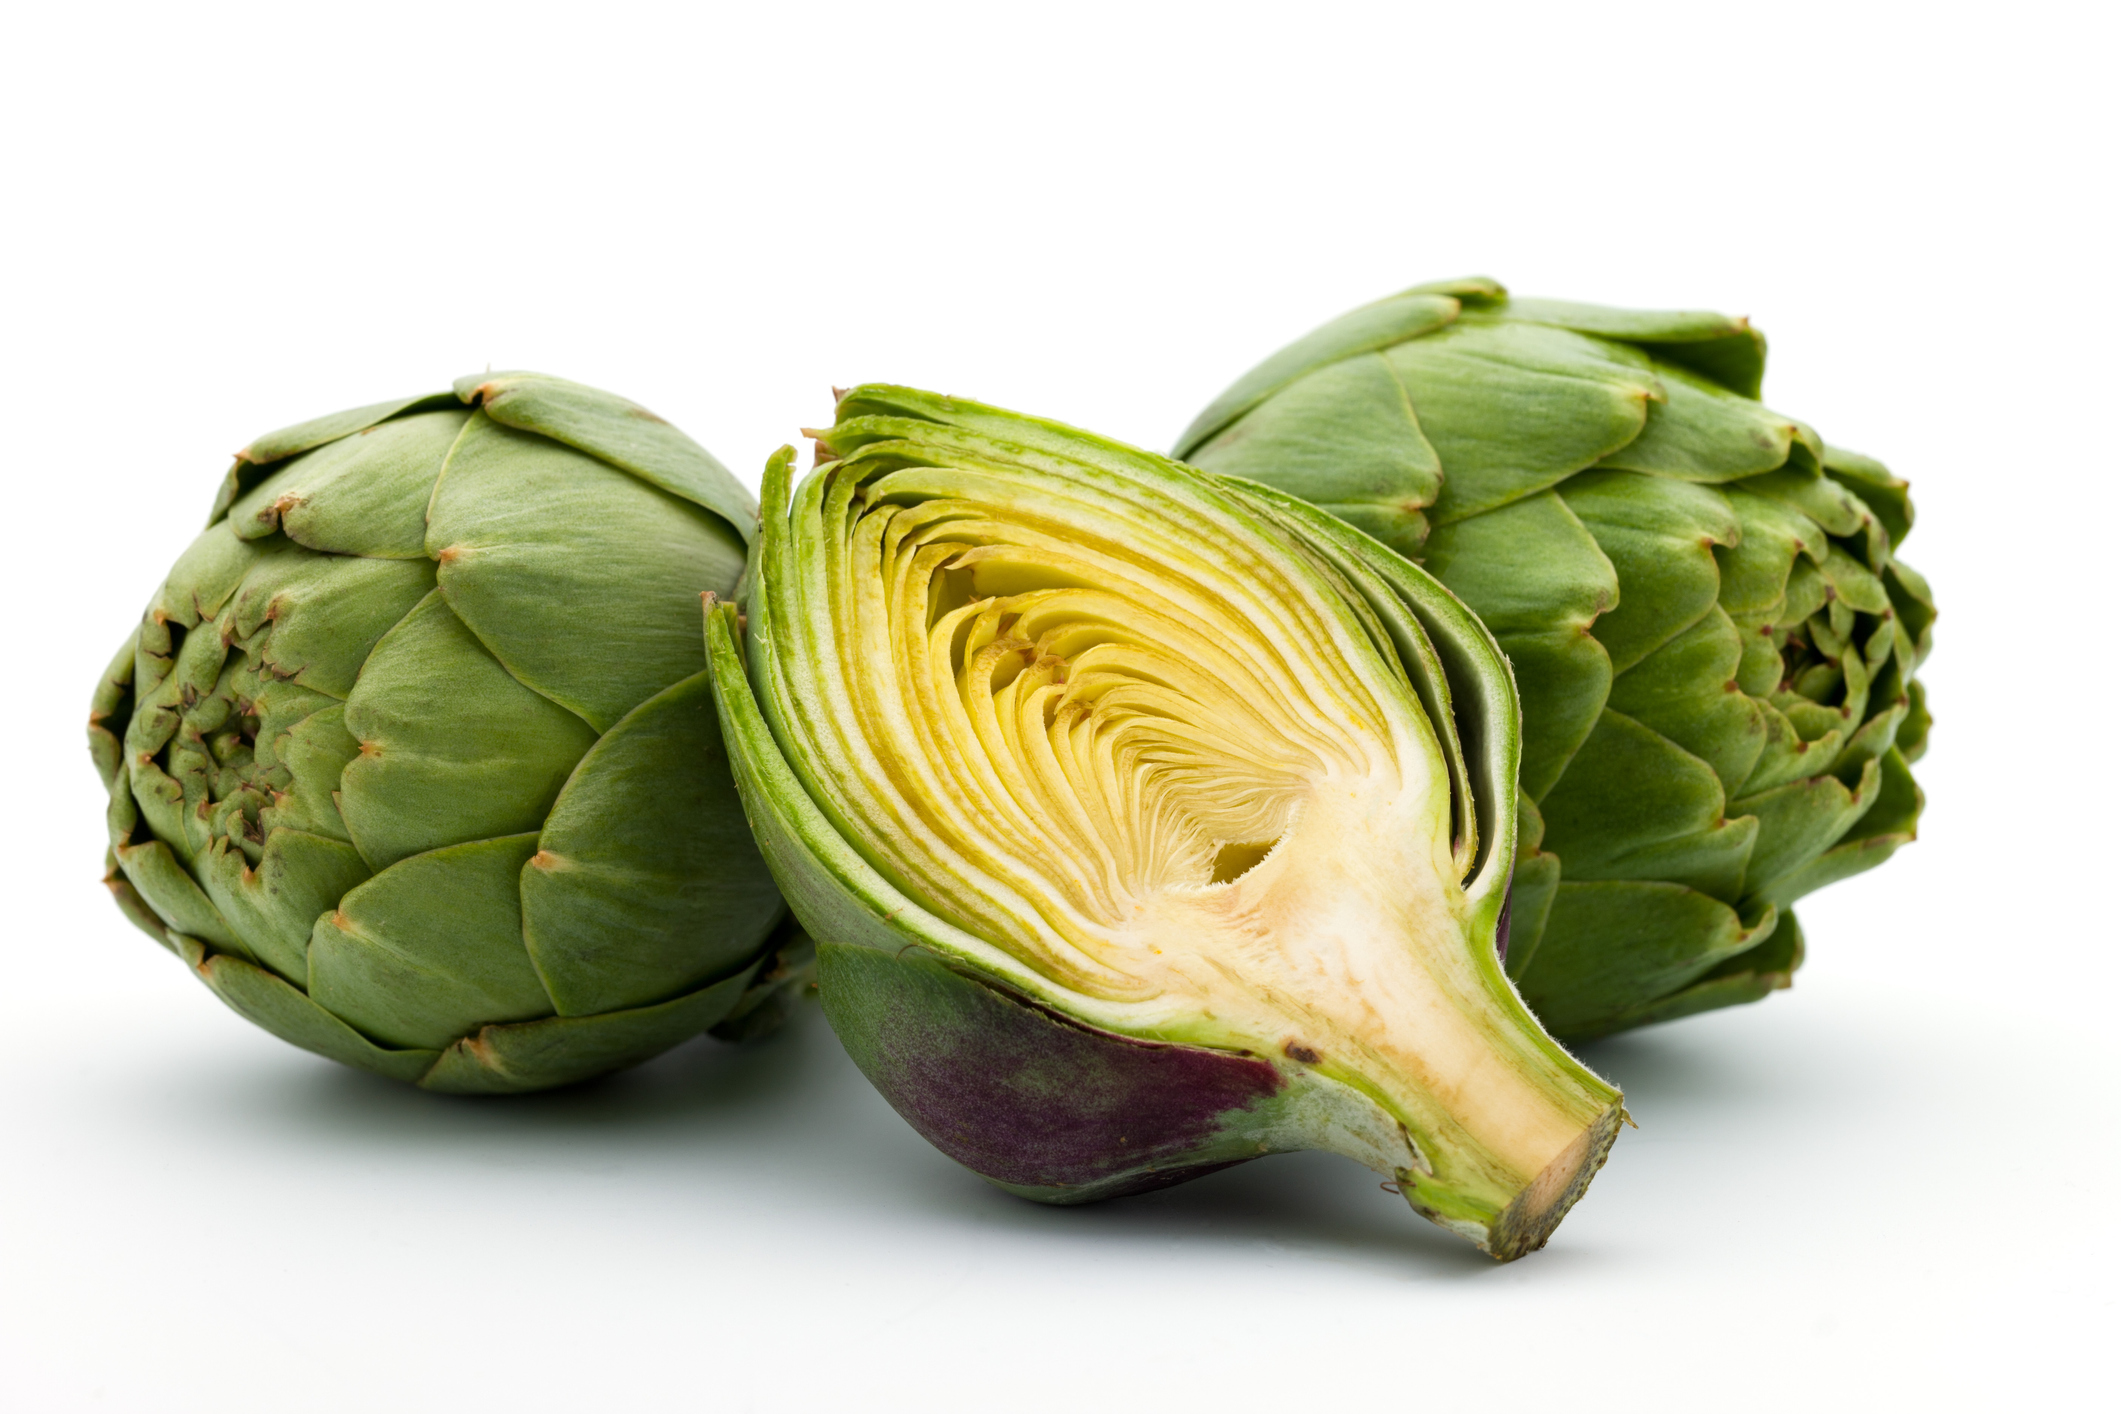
[4,2,2115,1409]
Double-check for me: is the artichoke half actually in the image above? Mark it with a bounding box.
[91,373,793,1093]
[706,386,1624,1259]
[1177,279,1933,1040]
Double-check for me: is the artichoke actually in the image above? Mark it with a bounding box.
[705,386,1624,1259]
[1176,279,1932,1041]
[90,373,793,1093]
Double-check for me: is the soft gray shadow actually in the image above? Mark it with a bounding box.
[201,997,851,1148]
[1574,1021,1767,1110]
[195,1001,1524,1275]
[962,1151,1506,1276]
[1571,1000,1873,1121]
[1012,1010,1819,1275]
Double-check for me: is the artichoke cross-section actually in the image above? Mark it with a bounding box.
[91,373,800,1092]
[706,387,1623,1259]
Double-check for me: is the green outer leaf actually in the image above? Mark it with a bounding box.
[838,383,1267,499]
[249,679,337,770]
[1750,748,1920,909]
[308,834,552,1052]
[1421,493,1614,801]
[1743,698,1844,794]
[1537,709,1757,904]
[1187,354,1440,561]
[1823,445,1913,548]
[1500,298,1752,347]
[415,966,758,1095]
[1401,276,1510,303]
[225,408,467,558]
[1497,298,1766,398]
[1591,362,1798,482]
[1830,696,1907,780]
[427,413,747,732]
[1731,754,1882,903]
[1388,319,1660,524]
[90,629,137,770]
[1558,470,1739,674]
[1898,678,1932,762]
[176,929,760,1094]
[1887,559,1937,671]
[197,829,370,984]
[104,852,178,952]
[523,668,786,1016]
[210,392,462,526]
[127,572,240,771]
[1517,882,1778,1041]
[337,590,598,871]
[113,836,247,959]
[177,934,441,1083]
[125,762,192,870]
[709,918,817,1043]
[1173,291,1464,455]
[1502,789,1562,984]
[238,393,459,469]
[457,371,758,547]
[1605,608,1767,799]
[1717,487,1825,617]
[1582,910,1804,1037]
[226,550,437,699]
[141,523,263,650]
[1504,855,1563,979]
[1740,466,1869,541]
[261,705,362,841]
[1818,544,1891,615]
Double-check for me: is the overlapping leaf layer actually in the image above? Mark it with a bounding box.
[1179,279,1932,1039]
[89,374,790,1091]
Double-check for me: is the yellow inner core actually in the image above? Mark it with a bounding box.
[791,462,1587,1177]
[820,468,1417,989]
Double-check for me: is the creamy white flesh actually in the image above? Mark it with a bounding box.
[776,450,1592,1185]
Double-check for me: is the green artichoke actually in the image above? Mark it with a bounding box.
[90,373,794,1093]
[1177,278,1933,1041]
[706,386,1623,1259]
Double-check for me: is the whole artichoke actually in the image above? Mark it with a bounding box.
[1177,279,1932,1041]
[91,373,792,1093]
[707,387,1623,1260]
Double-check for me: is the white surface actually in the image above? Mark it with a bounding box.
[4,2,2115,1410]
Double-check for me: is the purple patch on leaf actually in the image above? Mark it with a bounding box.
[822,943,1285,1192]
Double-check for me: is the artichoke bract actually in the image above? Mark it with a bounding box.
[90,373,792,1093]
[1177,279,1933,1040]
[705,386,1624,1259]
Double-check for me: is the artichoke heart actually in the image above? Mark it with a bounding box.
[707,387,1623,1259]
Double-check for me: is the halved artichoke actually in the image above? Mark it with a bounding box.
[1177,280,1933,1040]
[705,386,1623,1259]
